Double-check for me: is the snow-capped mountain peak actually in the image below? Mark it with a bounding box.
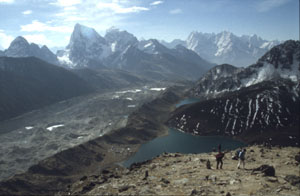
[67,23,106,49]
[105,27,138,53]
[167,31,282,67]
[65,23,111,66]
[138,39,169,55]
[215,31,237,57]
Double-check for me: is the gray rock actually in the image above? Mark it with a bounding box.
[284,175,300,189]
[161,178,170,184]
[252,165,275,176]
[119,185,130,192]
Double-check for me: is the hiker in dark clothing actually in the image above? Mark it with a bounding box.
[215,148,224,169]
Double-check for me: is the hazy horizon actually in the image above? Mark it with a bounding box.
[0,0,299,49]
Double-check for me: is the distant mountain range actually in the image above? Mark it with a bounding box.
[168,40,300,146]
[161,31,281,67]
[57,24,213,80]
[2,23,282,81]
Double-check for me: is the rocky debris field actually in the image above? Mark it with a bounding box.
[0,85,186,195]
[0,82,177,181]
[63,145,300,196]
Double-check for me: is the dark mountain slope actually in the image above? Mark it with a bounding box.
[107,41,214,81]
[0,57,94,122]
[169,79,299,146]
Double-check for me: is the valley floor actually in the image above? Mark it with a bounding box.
[0,81,175,181]
[64,145,300,196]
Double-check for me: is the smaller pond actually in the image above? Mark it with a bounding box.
[175,98,201,108]
[122,128,245,167]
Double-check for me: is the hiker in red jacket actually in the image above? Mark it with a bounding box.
[215,144,224,169]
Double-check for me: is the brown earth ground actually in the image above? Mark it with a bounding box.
[63,145,300,196]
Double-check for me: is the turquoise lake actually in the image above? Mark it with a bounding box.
[122,98,245,167]
[122,128,245,167]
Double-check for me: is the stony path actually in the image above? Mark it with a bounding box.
[66,145,300,196]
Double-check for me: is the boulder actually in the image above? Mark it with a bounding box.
[119,185,130,192]
[161,178,170,184]
[252,165,275,176]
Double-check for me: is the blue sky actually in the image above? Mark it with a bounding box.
[0,0,298,50]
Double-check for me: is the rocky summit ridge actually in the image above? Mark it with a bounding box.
[59,145,300,196]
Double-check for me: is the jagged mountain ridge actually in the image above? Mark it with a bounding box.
[162,31,281,67]
[4,24,282,80]
[3,36,59,65]
[169,40,300,145]
[105,27,139,53]
[58,24,214,80]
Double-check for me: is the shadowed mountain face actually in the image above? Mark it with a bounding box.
[169,40,300,146]
[0,56,94,122]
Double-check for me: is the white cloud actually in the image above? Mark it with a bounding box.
[169,8,182,14]
[0,30,14,49]
[63,6,77,11]
[51,0,81,7]
[0,0,14,3]
[64,15,88,22]
[22,10,32,15]
[23,34,54,46]
[20,20,73,33]
[150,1,163,6]
[96,2,149,14]
[256,0,291,12]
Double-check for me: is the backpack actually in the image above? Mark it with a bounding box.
[235,150,241,157]
[239,151,245,159]
[216,152,224,159]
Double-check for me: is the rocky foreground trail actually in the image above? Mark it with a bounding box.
[62,145,300,196]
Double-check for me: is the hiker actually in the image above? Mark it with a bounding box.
[232,148,242,160]
[215,149,225,169]
[206,159,211,169]
[237,149,246,169]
